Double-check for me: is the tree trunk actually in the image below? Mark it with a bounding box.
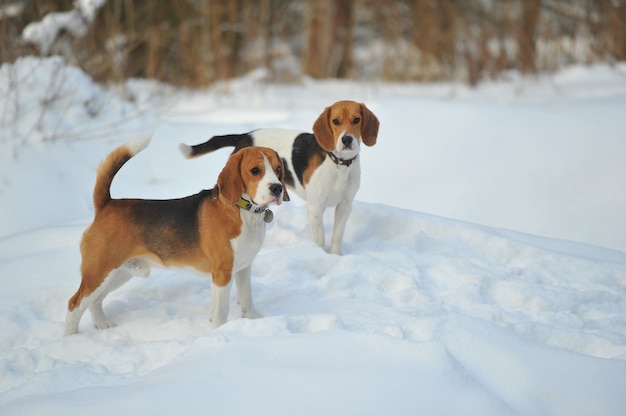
[517,0,541,74]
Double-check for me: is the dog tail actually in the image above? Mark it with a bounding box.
[93,136,151,212]
[179,133,252,158]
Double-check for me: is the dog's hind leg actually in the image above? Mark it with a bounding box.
[88,267,134,329]
[64,294,89,336]
[64,262,141,335]
[89,258,150,329]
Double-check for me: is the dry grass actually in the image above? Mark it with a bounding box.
[2,0,625,86]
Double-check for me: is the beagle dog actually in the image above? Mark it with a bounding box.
[180,100,379,255]
[64,138,289,335]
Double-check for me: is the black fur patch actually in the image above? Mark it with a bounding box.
[190,134,254,156]
[131,189,214,260]
[282,157,294,188]
[292,133,325,186]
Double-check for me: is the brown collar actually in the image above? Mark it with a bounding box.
[327,152,357,167]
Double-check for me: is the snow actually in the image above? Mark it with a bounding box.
[1,57,626,415]
[22,0,106,54]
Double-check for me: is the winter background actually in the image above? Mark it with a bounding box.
[1,50,626,416]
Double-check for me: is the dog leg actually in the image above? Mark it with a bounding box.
[89,295,112,330]
[307,203,326,249]
[329,199,353,255]
[64,266,138,335]
[210,279,233,328]
[88,267,134,329]
[235,266,262,319]
[64,300,89,336]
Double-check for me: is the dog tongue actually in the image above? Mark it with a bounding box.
[276,198,282,206]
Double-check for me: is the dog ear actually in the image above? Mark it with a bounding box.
[312,106,336,152]
[360,103,379,147]
[276,152,291,202]
[217,150,245,205]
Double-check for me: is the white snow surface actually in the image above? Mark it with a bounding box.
[1,57,626,415]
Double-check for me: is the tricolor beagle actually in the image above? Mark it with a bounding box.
[64,138,289,335]
[180,100,379,255]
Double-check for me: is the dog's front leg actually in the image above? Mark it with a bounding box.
[210,279,232,328]
[235,266,262,319]
[329,199,352,255]
[307,202,326,249]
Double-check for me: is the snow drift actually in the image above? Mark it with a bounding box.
[1,57,626,415]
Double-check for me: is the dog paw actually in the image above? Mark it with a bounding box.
[63,327,78,337]
[210,317,227,328]
[94,320,115,330]
[241,308,263,320]
[328,245,343,255]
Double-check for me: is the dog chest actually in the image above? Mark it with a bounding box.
[230,212,266,273]
[306,157,361,207]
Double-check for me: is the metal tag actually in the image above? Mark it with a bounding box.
[263,209,274,223]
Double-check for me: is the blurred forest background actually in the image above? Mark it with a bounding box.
[1,0,625,86]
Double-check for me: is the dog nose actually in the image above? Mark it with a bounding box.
[342,135,354,146]
[270,183,283,197]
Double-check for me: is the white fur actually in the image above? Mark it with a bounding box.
[178,142,193,158]
[127,135,152,156]
[209,266,262,327]
[235,266,262,319]
[210,280,232,327]
[231,209,267,273]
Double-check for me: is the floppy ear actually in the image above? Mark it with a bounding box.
[277,153,291,202]
[360,103,379,147]
[312,106,336,152]
[217,151,244,205]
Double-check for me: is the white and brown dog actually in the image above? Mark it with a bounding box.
[180,100,379,255]
[64,138,289,335]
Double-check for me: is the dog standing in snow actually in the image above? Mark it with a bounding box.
[64,138,289,335]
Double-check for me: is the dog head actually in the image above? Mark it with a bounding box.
[218,146,290,206]
[312,100,380,159]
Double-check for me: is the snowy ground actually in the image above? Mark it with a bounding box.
[1,57,626,415]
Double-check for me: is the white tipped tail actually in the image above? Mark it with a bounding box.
[127,136,152,156]
[179,143,193,158]
[92,136,151,212]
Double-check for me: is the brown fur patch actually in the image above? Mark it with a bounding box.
[303,152,325,185]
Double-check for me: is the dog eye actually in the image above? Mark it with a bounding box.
[332,118,340,126]
[250,167,261,176]
[353,117,361,124]
[275,166,281,175]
